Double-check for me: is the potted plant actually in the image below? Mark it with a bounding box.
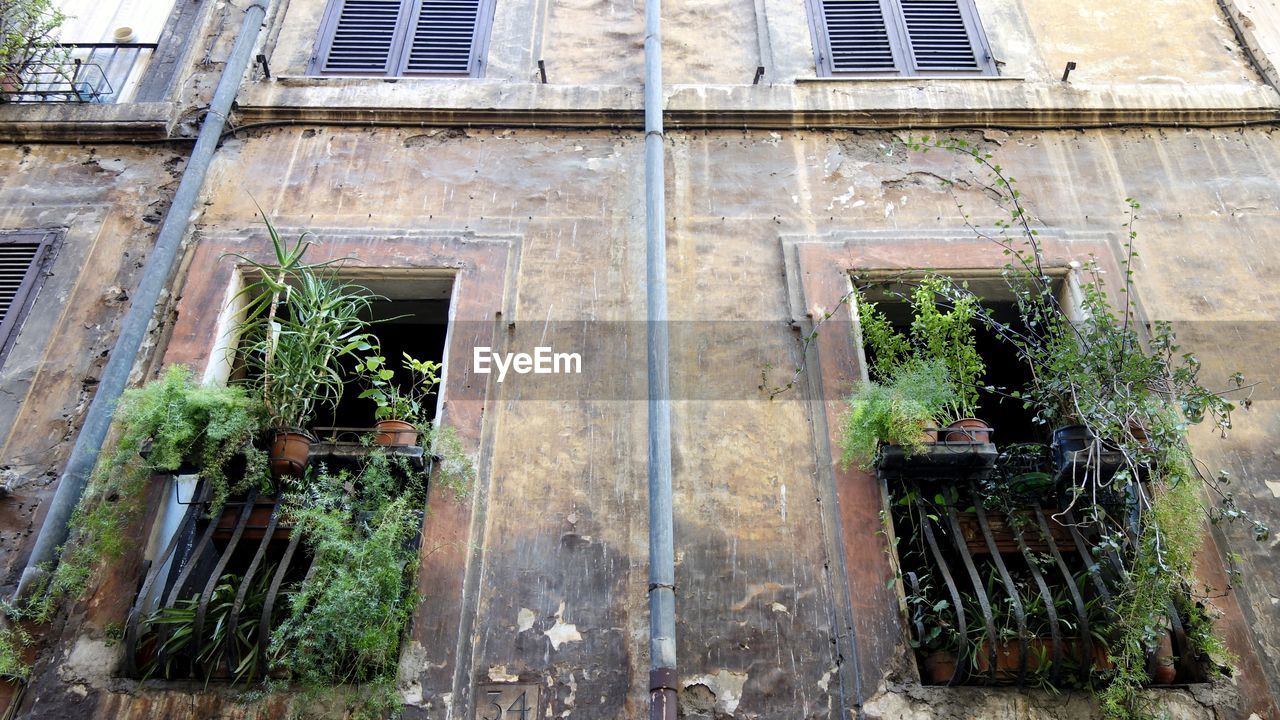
[858,277,991,443]
[270,450,424,686]
[839,359,957,469]
[357,352,442,446]
[900,136,1265,716]
[905,572,963,685]
[841,276,993,471]
[228,219,378,480]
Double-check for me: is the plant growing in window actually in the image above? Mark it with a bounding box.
[270,450,423,708]
[859,276,988,432]
[16,365,268,621]
[839,358,958,469]
[903,135,1264,718]
[227,218,378,479]
[839,275,991,469]
[356,352,442,446]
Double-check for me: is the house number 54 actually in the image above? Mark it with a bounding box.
[475,684,540,720]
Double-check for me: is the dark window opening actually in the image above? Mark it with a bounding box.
[860,275,1210,687]
[125,274,453,683]
[320,297,450,429]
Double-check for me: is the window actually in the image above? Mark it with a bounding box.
[0,231,58,367]
[807,0,996,76]
[124,274,453,683]
[311,0,495,77]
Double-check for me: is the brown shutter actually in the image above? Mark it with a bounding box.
[0,231,57,366]
[811,0,995,76]
[313,0,493,77]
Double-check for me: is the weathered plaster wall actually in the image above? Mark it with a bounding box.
[13,124,1278,719]
[0,145,179,589]
[259,0,1267,103]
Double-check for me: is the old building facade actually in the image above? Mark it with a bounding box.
[1,0,1280,717]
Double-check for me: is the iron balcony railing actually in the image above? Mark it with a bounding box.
[0,42,157,104]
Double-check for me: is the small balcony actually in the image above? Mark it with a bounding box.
[0,42,157,104]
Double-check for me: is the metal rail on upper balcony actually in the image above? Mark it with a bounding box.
[0,42,158,103]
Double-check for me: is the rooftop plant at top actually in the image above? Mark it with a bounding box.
[0,0,65,76]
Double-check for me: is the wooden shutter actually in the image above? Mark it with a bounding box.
[818,0,899,73]
[402,0,483,75]
[811,0,994,76]
[317,0,410,74]
[0,231,56,367]
[314,0,492,76]
[898,0,982,71]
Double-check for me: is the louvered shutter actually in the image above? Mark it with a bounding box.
[0,232,54,367]
[898,0,981,71]
[317,0,411,75]
[812,0,994,76]
[818,0,900,74]
[402,0,483,75]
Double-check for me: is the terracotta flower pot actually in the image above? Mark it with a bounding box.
[944,418,992,444]
[373,419,419,447]
[922,650,958,684]
[269,430,313,479]
[1152,631,1177,684]
[214,497,290,542]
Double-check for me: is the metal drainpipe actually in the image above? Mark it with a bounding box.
[14,0,270,602]
[643,0,678,717]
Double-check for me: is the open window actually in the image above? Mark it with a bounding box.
[123,270,454,684]
[853,273,1209,688]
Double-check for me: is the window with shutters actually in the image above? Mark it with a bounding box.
[311,0,495,77]
[0,231,59,368]
[807,0,997,76]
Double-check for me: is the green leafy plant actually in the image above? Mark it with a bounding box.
[858,276,987,422]
[0,624,30,680]
[19,366,267,622]
[902,134,1263,718]
[357,352,442,424]
[271,450,423,687]
[0,0,67,93]
[141,567,277,685]
[227,216,378,433]
[839,359,957,469]
[420,422,475,499]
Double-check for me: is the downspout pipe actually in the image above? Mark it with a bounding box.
[14,0,270,602]
[643,0,678,719]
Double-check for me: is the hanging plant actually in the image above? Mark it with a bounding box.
[901,135,1264,718]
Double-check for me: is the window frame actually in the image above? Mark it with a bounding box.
[806,0,998,78]
[309,0,497,78]
[0,230,60,368]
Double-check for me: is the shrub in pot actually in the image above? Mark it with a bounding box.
[856,276,991,444]
[357,352,442,446]
[839,359,957,469]
[227,219,378,480]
